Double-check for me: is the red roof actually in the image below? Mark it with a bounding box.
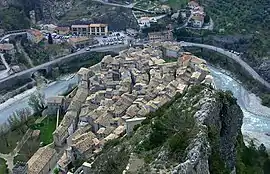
[188,1,199,7]
[27,29,43,37]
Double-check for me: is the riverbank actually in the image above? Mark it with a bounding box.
[209,66,270,148]
[186,47,270,107]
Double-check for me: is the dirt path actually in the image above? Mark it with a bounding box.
[0,129,33,171]
[0,116,47,172]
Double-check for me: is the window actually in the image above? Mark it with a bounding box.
[91,27,95,33]
[82,28,87,31]
[101,27,105,32]
[96,27,100,32]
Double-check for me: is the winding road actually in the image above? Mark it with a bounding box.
[92,0,159,14]
[92,0,134,8]
[0,30,269,96]
[180,41,270,90]
[0,44,128,85]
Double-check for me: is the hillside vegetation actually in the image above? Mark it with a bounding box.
[88,85,270,173]
[205,0,270,57]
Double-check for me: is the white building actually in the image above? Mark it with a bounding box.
[138,17,157,29]
[191,12,205,28]
[125,117,146,136]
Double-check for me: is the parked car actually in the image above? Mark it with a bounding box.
[86,48,90,51]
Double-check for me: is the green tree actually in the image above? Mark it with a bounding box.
[48,33,53,44]
[204,15,210,23]
[53,168,59,174]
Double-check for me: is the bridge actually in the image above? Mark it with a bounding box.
[180,42,270,90]
[0,44,128,90]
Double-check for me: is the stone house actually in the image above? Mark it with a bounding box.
[71,132,100,159]
[27,146,57,174]
[46,96,65,116]
[163,45,183,58]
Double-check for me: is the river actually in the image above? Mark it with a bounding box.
[0,74,78,124]
[209,66,270,147]
[0,67,269,147]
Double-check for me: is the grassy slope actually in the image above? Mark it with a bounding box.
[39,117,57,145]
[0,158,7,174]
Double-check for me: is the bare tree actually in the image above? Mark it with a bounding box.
[28,92,45,115]
[8,108,31,134]
[0,123,9,147]
[15,108,32,127]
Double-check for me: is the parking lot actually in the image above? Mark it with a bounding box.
[94,32,128,46]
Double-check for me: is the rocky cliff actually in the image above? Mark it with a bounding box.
[88,85,244,174]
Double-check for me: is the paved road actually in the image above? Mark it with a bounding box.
[0,53,11,79]
[181,42,270,89]
[93,0,157,14]
[93,0,134,8]
[0,32,26,43]
[0,44,128,84]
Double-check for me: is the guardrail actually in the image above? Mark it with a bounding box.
[4,29,27,35]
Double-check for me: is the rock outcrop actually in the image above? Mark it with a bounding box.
[172,89,243,174]
[88,85,244,174]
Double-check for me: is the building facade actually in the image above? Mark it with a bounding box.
[68,37,93,48]
[191,12,205,28]
[125,117,146,136]
[55,26,70,35]
[148,30,173,42]
[46,96,65,116]
[71,24,109,37]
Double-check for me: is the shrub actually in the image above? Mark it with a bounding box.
[261,94,270,107]
[168,132,188,153]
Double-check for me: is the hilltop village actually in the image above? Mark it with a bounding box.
[21,42,214,174]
